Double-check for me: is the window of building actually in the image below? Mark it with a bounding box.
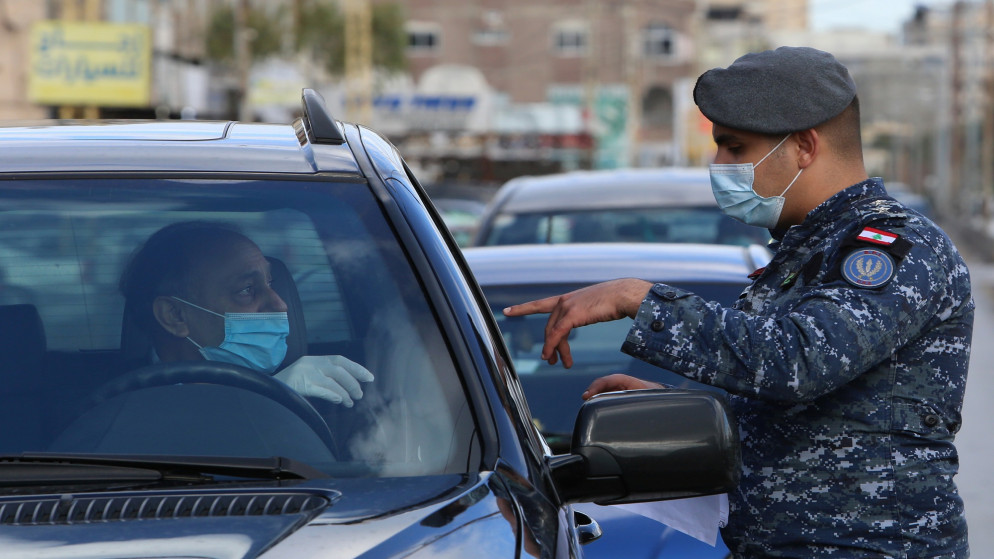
[643,23,678,59]
[642,86,674,129]
[474,10,509,45]
[407,22,440,54]
[707,7,744,21]
[473,28,509,45]
[552,21,589,56]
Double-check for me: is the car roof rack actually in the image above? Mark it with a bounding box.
[301,88,346,145]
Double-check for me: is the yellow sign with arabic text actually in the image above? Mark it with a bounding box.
[29,21,151,107]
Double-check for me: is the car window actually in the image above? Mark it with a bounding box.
[484,208,770,246]
[1,204,345,351]
[480,282,738,450]
[0,178,478,478]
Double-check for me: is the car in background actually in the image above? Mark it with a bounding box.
[431,196,487,247]
[464,242,773,558]
[471,167,771,248]
[886,181,935,219]
[0,90,740,558]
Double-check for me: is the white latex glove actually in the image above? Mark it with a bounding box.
[274,355,374,407]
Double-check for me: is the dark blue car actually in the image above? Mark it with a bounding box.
[0,91,739,558]
[464,242,773,558]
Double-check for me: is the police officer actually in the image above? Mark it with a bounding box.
[505,46,973,558]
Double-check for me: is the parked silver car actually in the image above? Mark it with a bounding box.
[472,167,771,247]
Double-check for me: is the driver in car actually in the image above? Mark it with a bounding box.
[119,221,373,407]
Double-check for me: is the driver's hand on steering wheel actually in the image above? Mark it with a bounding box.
[274,355,374,407]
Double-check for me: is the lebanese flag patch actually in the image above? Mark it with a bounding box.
[857,227,898,246]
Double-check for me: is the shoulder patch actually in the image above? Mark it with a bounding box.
[841,248,895,288]
[850,224,913,260]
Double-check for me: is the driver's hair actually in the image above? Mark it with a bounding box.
[120,221,251,334]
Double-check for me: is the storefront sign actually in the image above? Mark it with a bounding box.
[29,21,151,107]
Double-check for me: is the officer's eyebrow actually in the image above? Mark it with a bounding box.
[713,133,740,146]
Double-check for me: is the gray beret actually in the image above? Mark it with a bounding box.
[693,46,857,135]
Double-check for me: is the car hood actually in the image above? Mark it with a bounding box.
[0,473,522,559]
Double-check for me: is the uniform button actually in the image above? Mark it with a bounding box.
[662,290,677,300]
[923,414,941,428]
[650,320,664,332]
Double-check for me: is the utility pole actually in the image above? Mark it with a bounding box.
[344,0,372,124]
[949,1,964,216]
[583,0,599,147]
[623,4,641,167]
[58,0,101,119]
[234,0,252,121]
[982,0,994,223]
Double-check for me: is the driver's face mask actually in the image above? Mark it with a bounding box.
[172,297,289,374]
[708,134,804,229]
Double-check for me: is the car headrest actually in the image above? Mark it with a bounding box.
[0,304,47,381]
[120,257,308,369]
[268,256,308,368]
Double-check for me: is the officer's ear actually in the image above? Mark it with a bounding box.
[794,128,819,168]
[152,296,190,338]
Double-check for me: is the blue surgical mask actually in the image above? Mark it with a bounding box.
[172,297,289,374]
[708,134,803,229]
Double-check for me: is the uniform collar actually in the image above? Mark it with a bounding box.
[768,177,884,248]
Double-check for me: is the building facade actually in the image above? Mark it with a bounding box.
[380,0,698,176]
[0,2,48,120]
[755,0,806,31]
[902,1,994,225]
[0,0,212,120]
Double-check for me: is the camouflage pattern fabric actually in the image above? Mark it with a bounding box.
[622,178,973,558]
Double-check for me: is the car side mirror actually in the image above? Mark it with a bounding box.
[549,388,740,506]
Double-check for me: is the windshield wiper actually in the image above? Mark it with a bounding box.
[0,453,327,486]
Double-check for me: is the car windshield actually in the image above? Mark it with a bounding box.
[481,283,740,451]
[483,207,771,246]
[0,178,476,479]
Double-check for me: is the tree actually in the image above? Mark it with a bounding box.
[206,3,283,62]
[206,0,407,76]
[369,3,406,72]
[294,0,345,73]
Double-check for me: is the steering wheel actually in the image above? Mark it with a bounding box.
[79,361,338,456]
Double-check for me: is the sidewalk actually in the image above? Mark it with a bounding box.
[940,215,994,555]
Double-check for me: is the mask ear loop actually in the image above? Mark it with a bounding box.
[754,134,793,169]
[172,296,225,319]
[779,168,804,197]
[754,134,802,198]
[171,296,220,351]
[185,336,207,351]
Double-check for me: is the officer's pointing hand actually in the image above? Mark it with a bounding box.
[503,278,653,368]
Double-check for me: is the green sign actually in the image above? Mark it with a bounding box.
[549,84,630,169]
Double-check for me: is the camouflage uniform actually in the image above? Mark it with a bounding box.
[622,178,973,558]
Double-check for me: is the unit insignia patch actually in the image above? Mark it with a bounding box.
[841,248,895,288]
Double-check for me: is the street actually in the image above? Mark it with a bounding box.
[956,241,994,555]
